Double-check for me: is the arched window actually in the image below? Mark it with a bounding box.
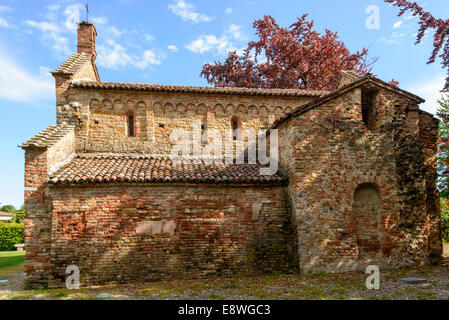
[128,115,135,137]
[231,117,240,141]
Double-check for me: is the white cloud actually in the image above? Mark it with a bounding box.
[378,31,407,45]
[108,26,123,37]
[167,45,178,52]
[0,5,13,13]
[186,25,244,55]
[0,51,53,103]
[26,20,60,33]
[145,34,154,41]
[26,4,81,56]
[91,16,108,25]
[47,4,60,11]
[97,39,162,70]
[168,0,212,23]
[227,24,243,40]
[135,50,161,68]
[97,39,132,69]
[408,75,447,115]
[225,8,232,14]
[26,20,71,55]
[0,17,15,29]
[393,21,403,29]
[187,35,233,54]
[26,4,164,69]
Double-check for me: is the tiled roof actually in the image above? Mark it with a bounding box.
[0,212,14,217]
[52,53,92,75]
[70,80,329,97]
[19,123,75,149]
[271,74,425,129]
[49,155,287,185]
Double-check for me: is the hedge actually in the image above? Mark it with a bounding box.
[442,215,449,244]
[0,223,24,251]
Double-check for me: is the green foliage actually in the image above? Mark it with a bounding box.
[9,211,25,224]
[437,95,449,197]
[0,205,16,214]
[0,223,24,251]
[441,198,449,243]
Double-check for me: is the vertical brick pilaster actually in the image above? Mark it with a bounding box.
[23,148,52,288]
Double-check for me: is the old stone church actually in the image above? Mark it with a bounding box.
[21,22,442,288]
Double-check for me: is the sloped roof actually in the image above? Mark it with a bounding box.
[0,212,14,217]
[19,123,75,149]
[49,154,287,185]
[52,53,93,76]
[70,80,329,97]
[271,74,426,129]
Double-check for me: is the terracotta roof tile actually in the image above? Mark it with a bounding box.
[19,123,75,149]
[70,80,329,97]
[271,74,425,129]
[49,155,287,185]
[52,53,92,75]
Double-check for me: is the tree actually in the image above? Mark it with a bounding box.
[437,95,449,196]
[385,0,449,91]
[9,204,25,224]
[201,14,371,91]
[0,205,16,214]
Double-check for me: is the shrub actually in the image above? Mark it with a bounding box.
[441,198,449,243]
[9,211,25,224]
[0,223,24,251]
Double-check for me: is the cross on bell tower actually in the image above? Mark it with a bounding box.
[85,3,89,23]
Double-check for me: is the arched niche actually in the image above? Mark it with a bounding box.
[353,183,381,259]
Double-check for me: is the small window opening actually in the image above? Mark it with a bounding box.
[128,115,135,137]
[361,89,377,130]
[232,119,238,141]
[159,123,165,128]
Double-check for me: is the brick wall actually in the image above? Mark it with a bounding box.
[59,88,315,154]
[419,111,442,263]
[47,184,296,287]
[23,127,75,288]
[277,86,440,273]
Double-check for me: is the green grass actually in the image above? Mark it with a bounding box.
[0,251,25,281]
[0,251,26,269]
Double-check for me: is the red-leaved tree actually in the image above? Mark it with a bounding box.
[385,0,449,91]
[201,14,371,91]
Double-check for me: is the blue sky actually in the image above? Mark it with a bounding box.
[0,0,448,208]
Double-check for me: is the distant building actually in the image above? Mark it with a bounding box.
[0,212,14,222]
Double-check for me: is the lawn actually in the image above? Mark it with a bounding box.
[0,251,25,280]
